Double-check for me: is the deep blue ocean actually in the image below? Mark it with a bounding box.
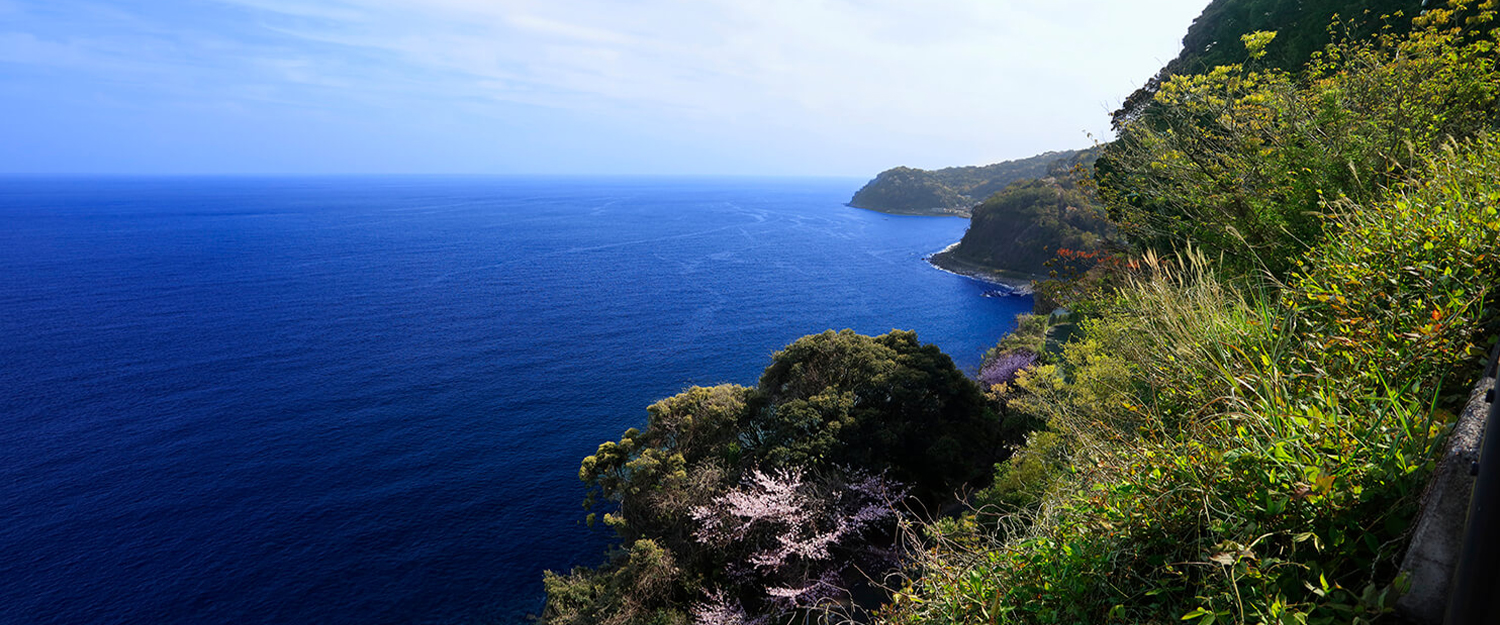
[0,176,1030,624]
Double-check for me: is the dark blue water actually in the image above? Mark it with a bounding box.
[0,176,1030,624]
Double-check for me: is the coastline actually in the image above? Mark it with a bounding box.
[847,203,972,218]
[926,244,1042,292]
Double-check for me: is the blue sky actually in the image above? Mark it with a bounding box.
[0,0,1211,175]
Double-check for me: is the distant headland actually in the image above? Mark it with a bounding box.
[846,149,1081,217]
[850,148,1113,281]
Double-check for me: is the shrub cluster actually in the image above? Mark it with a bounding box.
[1098,2,1500,277]
[542,330,1014,624]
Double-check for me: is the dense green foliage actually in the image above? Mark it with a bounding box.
[1113,0,1419,129]
[948,156,1115,276]
[748,330,1002,498]
[849,150,1082,215]
[848,166,967,215]
[1099,4,1500,277]
[542,330,1012,624]
[883,137,1500,624]
[875,2,1500,623]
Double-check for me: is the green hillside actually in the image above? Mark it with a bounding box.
[849,150,1082,216]
[939,149,1113,278]
[1113,0,1421,128]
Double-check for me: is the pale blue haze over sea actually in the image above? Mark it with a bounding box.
[0,177,1030,624]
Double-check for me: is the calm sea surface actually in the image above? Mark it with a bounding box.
[0,176,1031,624]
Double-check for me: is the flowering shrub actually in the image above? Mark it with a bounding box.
[691,590,767,625]
[545,330,1001,625]
[691,468,906,619]
[977,350,1037,388]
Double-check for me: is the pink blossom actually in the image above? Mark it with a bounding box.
[692,590,769,625]
[689,467,908,620]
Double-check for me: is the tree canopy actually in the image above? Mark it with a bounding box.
[545,329,1012,624]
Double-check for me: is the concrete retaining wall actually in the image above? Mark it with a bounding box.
[1396,350,1498,623]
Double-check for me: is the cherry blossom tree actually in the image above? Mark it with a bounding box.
[689,467,906,622]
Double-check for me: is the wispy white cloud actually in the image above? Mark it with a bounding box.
[0,0,1211,174]
[0,32,94,66]
[201,0,1209,168]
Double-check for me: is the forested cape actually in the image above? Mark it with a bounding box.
[542,0,1500,623]
[940,149,1114,277]
[847,150,1081,216]
[852,148,1118,278]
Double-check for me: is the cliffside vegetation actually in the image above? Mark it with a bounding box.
[542,1,1500,623]
[1100,2,1500,278]
[940,150,1115,278]
[1112,0,1421,129]
[848,150,1082,216]
[883,2,1500,623]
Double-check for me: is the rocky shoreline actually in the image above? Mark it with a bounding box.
[926,244,1040,295]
